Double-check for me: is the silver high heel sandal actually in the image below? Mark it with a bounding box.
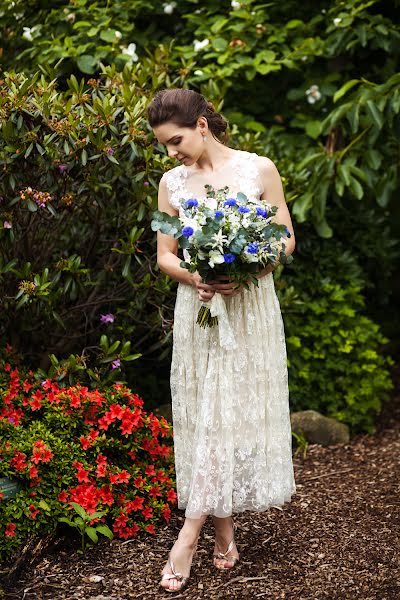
[159,541,197,593]
[213,519,240,569]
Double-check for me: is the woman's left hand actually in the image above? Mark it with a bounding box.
[208,276,243,298]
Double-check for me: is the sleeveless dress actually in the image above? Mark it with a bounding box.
[163,150,296,519]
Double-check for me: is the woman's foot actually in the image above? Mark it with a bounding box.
[160,533,198,592]
[212,516,240,569]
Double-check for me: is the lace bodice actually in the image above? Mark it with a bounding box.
[163,150,265,211]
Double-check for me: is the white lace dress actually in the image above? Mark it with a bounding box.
[163,150,296,518]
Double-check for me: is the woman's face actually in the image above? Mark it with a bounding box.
[153,119,206,166]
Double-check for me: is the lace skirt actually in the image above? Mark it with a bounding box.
[170,273,296,518]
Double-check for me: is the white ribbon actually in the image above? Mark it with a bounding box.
[209,293,238,350]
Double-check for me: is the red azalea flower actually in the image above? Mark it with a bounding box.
[29,465,39,479]
[29,504,40,519]
[5,523,16,537]
[0,491,4,501]
[126,496,144,512]
[110,403,124,419]
[34,440,46,450]
[98,485,114,506]
[118,470,130,484]
[76,467,90,483]
[30,397,42,411]
[96,463,107,478]
[4,363,11,372]
[41,449,54,462]
[142,506,153,521]
[96,453,107,465]
[10,451,28,472]
[80,436,91,450]
[133,475,145,487]
[166,489,177,503]
[145,465,156,476]
[161,505,171,522]
[146,524,156,534]
[149,485,162,499]
[58,490,68,502]
[23,380,33,392]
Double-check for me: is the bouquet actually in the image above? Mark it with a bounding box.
[151,185,293,347]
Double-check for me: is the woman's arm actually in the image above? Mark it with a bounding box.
[156,176,215,301]
[255,156,296,278]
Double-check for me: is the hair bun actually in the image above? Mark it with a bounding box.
[206,101,216,113]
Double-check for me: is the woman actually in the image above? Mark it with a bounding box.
[147,88,296,593]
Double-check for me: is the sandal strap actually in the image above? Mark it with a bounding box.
[214,538,234,558]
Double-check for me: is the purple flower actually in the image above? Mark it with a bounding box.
[100,313,115,324]
[184,198,198,208]
[106,147,114,155]
[112,359,121,369]
[182,226,194,238]
[3,221,12,229]
[224,198,237,207]
[223,253,236,263]
[143,181,150,187]
[246,243,259,254]
[58,164,68,174]
[256,207,268,218]
[239,206,250,213]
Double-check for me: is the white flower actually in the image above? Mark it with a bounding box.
[194,69,204,76]
[65,13,76,24]
[205,197,217,210]
[114,30,122,41]
[231,0,241,9]
[163,2,177,14]
[333,17,342,26]
[122,43,139,62]
[22,27,34,41]
[305,84,321,104]
[193,39,209,52]
[208,250,225,268]
[210,229,228,252]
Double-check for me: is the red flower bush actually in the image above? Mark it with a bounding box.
[0,345,175,562]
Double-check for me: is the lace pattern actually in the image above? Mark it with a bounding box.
[165,151,296,518]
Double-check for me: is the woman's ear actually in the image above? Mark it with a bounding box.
[197,116,208,135]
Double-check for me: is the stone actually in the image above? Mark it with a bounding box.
[290,409,350,446]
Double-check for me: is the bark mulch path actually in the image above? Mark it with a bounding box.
[2,372,399,600]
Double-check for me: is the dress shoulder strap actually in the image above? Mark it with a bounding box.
[162,165,188,210]
[231,151,264,201]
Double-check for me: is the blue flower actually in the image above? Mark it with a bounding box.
[238,206,250,214]
[223,253,236,263]
[214,210,225,219]
[285,227,292,238]
[184,198,198,208]
[256,207,268,218]
[224,198,237,207]
[246,243,259,254]
[182,226,194,238]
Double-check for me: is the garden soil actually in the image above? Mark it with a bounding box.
[1,366,399,600]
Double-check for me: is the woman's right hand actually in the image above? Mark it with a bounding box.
[191,272,216,303]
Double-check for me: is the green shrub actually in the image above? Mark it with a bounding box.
[0,345,176,563]
[277,231,394,434]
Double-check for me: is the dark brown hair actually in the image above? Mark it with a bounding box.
[147,88,228,141]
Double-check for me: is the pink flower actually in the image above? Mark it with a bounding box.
[112,359,121,369]
[58,164,68,174]
[3,221,12,229]
[100,313,115,324]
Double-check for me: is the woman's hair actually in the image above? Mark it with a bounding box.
[147,88,228,141]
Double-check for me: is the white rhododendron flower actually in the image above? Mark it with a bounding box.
[163,2,177,14]
[122,43,139,62]
[306,84,322,104]
[231,0,241,9]
[194,69,204,76]
[193,39,209,52]
[114,30,122,41]
[333,17,342,26]
[22,27,34,41]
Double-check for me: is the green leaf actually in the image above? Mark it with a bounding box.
[100,29,120,43]
[292,192,312,223]
[59,517,75,527]
[86,527,98,543]
[365,100,383,130]
[333,79,361,103]
[314,218,333,238]
[305,120,322,139]
[96,525,114,539]
[71,502,87,519]
[39,499,51,511]
[76,55,97,74]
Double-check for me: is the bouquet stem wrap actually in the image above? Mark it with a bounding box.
[205,294,238,350]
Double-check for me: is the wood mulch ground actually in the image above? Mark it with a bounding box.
[2,366,399,600]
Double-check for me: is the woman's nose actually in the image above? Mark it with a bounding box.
[167,147,178,158]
